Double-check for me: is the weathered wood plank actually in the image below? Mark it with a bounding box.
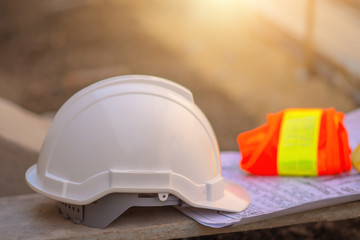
[1,193,360,240]
[0,97,51,153]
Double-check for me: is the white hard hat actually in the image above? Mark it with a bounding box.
[26,75,250,228]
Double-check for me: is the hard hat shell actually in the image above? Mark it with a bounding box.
[26,75,250,212]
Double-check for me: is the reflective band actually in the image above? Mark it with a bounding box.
[277,109,322,176]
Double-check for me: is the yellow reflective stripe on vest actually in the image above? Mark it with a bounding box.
[277,109,322,176]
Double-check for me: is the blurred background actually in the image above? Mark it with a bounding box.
[1,0,359,149]
[1,0,360,238]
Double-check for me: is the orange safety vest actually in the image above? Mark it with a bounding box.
[237,108,352,176]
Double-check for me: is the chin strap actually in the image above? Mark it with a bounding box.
[58,193,180,228]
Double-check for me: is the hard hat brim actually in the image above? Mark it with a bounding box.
[191,179,251,213]
[27,163,250,213]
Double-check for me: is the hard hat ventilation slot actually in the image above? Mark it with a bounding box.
[58,193,180,228]
[58,202,83,223]
[138,193,158,198]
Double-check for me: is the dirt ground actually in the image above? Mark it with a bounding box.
[0,0,359,239]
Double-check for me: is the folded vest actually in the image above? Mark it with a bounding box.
[237,108,352,176]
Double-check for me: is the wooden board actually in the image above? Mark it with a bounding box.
[1,193,360,240]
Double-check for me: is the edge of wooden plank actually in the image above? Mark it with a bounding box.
[1,193,360,240]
